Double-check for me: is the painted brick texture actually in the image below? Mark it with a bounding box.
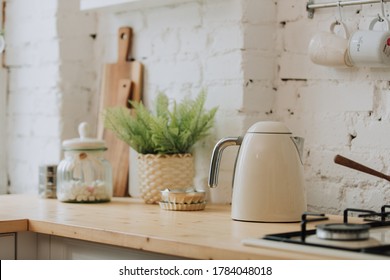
[3,0,390,212]
[275,1,390,213]
[4,0,96,193]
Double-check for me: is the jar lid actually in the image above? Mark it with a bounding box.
[62,122,106,150]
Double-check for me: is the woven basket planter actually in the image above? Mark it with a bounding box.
[137,153,195,204]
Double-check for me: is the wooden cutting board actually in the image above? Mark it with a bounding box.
[98,26,143,197]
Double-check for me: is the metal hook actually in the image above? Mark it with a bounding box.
[378,0,386,22]
[336,1,343,24]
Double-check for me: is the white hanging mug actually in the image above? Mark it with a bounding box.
[348,17,390,67]
[0,35,5,53]
[308,21,352,67]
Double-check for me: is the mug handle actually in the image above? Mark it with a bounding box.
[330,21,349,39]
[369,17,390,31]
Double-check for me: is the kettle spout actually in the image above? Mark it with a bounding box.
[291,136,304,164]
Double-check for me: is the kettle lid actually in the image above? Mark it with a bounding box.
[247,121,291,134]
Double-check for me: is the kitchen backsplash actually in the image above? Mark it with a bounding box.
[3,0,390,213]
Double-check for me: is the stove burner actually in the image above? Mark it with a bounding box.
[316,223,370,241]
[260,205,390,258]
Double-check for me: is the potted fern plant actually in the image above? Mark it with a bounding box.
[103,91,217,204]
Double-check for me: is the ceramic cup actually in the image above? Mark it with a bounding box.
[308,21,352,67]
[0,35,4,53]
[348,17,390,67]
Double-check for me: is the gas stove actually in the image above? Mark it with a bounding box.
[243,206,390,259]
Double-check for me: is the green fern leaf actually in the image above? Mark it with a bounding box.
[103,91,218,154]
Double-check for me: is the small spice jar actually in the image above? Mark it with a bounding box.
[56,122,112,203]
[39,165,57,198]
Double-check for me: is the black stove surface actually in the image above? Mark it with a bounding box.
[261,206,390,258]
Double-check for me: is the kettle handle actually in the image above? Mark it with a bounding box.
[208,137,242,188]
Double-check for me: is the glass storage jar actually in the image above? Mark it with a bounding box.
[57,122,112,203]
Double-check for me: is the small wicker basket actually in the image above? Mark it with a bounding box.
[137,153,194,204]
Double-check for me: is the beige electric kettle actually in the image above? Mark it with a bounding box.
[208,121,307,222]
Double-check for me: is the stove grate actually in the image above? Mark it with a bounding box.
[260,204,390,257]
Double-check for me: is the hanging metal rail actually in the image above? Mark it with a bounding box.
[307,0,390,18]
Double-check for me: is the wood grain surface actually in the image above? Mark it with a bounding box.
[0,194,376,260]
[97,26,143,197]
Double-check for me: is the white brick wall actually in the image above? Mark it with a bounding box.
[276,0,390,213]
[4,0,390,212]
[5,0,60,193]
[4,0,96,193]
[0,0,7,194]
[0,63,6,194]
[97,0,251,202]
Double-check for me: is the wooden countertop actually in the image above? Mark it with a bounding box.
[0,194,384,260]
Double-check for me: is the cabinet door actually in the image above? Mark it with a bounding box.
[48,235,184,260]
[16,231,38,259]
[0,233,16,260]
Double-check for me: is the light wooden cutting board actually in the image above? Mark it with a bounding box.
[98,26,143,197]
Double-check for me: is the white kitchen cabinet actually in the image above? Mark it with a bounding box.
[16,231,38,259]
[0,233,16,260]
[47,235,183,260]
[16,232,184,260]
[80,0,191,11]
